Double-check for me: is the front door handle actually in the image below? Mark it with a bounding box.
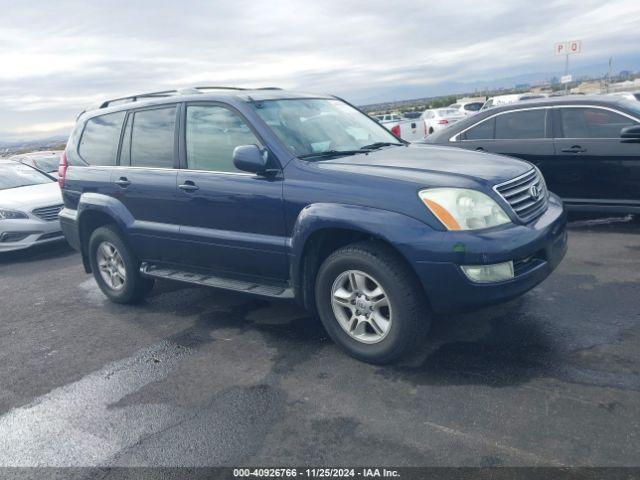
[179,181,199,192]
[561,145,586,153]
[115,177,131,188]
[475,147,485,151]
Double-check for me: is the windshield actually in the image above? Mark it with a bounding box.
[251,99,401,157]
[32,155,61,173]
[0,163,54,190]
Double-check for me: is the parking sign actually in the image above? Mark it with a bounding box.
[555,40,581,55]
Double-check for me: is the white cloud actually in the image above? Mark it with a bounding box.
[1,0,639,139]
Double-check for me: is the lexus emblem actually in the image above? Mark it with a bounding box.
[529,184,540,199]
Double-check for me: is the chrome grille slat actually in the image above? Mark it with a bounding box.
[502,178,540,198]
[32,204,63,222]
[494,169,548,223]
[500,170,536,191]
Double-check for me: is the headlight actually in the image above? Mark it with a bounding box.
[0,209,28,220]
[419,188,510,230]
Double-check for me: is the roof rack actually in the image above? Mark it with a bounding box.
[98,86,283,109]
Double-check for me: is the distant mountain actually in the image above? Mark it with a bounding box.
[348,54,640,105]
[0,134,67,149]
[0,135,67,157]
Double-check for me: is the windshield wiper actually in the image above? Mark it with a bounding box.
[359,141,404,150]
[299,150,365,159]
[299,142,404,160]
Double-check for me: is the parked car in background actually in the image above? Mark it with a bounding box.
[11,150,63,177]
[448,101,484,116]
[481,93,547,111]
[426,96,640,214]
[0,160,64,252]
[376,113,403,123]
[58,86,567,364]
[377,113,425,142]
[423,108,466,136]
[608,91,640,102]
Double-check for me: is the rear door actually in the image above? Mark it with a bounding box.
[552,106,640,205]
[174,102,287,281]
[457,108,554,166]
[110,104,182,261]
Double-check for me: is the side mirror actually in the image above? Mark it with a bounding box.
[233,145,269,174]
[621,125,640,142]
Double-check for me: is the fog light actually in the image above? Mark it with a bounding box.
[461,261,514,283]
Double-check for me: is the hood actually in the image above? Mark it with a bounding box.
[0,182,63,212]
[318,143,532,186]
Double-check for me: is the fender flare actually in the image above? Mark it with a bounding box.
[76,193,135,271]
[289,203,439,306]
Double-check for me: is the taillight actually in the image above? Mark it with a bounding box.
[423,120,427,136]
[390,124,401,138]
[58,151,68,188]
[437,119,449,125]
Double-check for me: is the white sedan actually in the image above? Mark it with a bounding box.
[422,108,466,137]
[0,160,65,252]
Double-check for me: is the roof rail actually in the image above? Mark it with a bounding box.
[98,86,283,109]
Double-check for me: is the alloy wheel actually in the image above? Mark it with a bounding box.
[330,270,392,344]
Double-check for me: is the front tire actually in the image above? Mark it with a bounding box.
[315,241,430,364]
[88,225,154,304]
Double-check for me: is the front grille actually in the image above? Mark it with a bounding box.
[494,169,548,222]
[32,204,63,222]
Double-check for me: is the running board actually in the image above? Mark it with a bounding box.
[140,262,294,299]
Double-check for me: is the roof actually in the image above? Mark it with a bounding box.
[487,94,637,112]
[426,94,640,143]
[82,87,334,119]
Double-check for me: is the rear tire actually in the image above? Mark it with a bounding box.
[88,225,154,304]
[315,241,430,364]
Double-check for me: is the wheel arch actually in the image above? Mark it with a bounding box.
[77,194,134,273]
[290,203,433,312]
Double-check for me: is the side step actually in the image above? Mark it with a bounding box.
[140,262,294,299]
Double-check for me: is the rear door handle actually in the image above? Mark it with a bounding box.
[115,177,131,188]
[561,145,586,153]
[179,181,199,192]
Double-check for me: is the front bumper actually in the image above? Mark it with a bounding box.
[411,193,568,313]
[0,217,64,252]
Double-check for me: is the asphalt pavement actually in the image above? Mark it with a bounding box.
[0,214,639,468]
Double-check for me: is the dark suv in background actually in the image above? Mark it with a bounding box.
[59,87,567,363]
[426,96,640,214]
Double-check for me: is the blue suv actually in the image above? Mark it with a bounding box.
[59,87,567,363]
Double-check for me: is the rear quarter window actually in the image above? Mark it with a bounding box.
[78,111,126,166]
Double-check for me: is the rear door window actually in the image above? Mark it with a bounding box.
[79,111,126,166]
[560,107,637,138]
[185,105,260,172]
[495,109,546,139]
[129,106,177,168]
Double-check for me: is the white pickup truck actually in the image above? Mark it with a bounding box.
[375,114,425,142]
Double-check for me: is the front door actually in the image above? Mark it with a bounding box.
[550,106,640,205]
[174,103,288,281]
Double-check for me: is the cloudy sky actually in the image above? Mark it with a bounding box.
[1,0,640,141]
